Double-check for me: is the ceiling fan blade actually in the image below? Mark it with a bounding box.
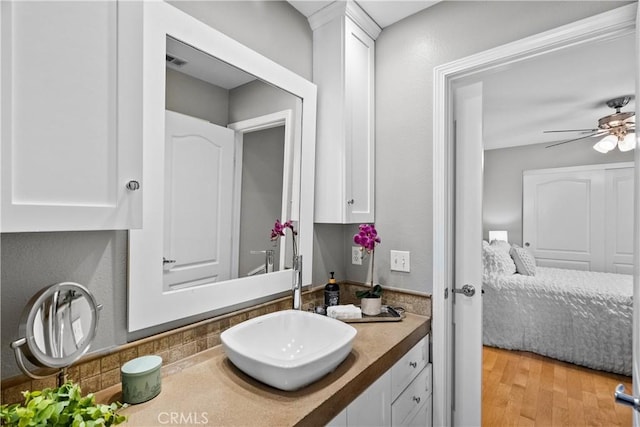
[543,128,599,133]
[545,132,606,148]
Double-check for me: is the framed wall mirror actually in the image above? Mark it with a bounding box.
[128,2,316,333]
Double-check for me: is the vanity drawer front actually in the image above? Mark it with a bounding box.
[391,364,432,426]
[391,336,429,400]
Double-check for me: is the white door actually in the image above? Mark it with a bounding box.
[438,6,639,427]
[452,82,483,426]
[632,7,640,425]
[163,111,235,290]
[605,167,635,275]
[522,167,606,271]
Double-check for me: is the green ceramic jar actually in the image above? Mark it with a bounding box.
[121,355,162,404]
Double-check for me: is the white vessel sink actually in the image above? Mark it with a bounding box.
[221,309,357,391]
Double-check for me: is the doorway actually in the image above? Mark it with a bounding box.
[432,5,638,426]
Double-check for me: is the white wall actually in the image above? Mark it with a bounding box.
[484,142,634,247]
[364,0,630,294]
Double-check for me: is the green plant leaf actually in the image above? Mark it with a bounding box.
[2,382,127,426]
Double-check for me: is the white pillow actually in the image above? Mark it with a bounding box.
[482,245,516,276]
[489,239,511,254]
[510,246,536,276]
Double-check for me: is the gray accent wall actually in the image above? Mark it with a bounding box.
[1,232,128,378]
[483,142,634,247]
[166,68,229,125]
[370,0,629,294]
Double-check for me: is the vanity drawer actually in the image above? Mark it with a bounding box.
[391,363,432,426]
[391,335,429,400]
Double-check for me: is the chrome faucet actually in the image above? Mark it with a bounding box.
[250,249,275,274]
[292,255,302,310]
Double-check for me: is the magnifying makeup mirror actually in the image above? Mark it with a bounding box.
[10,282,102,385]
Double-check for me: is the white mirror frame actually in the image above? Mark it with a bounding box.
[128,2,316,332]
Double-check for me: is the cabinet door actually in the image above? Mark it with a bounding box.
[344,18,374,223]
[347,369,391,427]
[1,1,142,231]
[391,364,432,426]
[326,408,347,427]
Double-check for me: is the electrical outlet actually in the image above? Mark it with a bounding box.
[352,246,362,265]
[390,250,411,272]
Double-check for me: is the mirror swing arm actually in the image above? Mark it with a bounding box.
[10,339,68,386]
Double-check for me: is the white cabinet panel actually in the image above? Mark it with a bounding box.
[392,364,432,427]
[1,1,142,231]
[333,336,431,427]
[311,4,377,224]
[327,408,347,427]
[391,336,429,401]
[347,369,391,427]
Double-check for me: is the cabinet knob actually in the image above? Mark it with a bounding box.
[409,361,417,368]
[412,396,421,404]
[126,180,141,191]
[347,199,355,205]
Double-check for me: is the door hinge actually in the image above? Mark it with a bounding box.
[444,288,449,299]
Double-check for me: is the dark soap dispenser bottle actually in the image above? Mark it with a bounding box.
[324,272,340,307]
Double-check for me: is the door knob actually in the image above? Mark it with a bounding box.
[614,384,640,411]
[452,284,476,297]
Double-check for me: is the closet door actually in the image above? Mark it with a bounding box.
[605,167,634,274]
[523,168,605,271]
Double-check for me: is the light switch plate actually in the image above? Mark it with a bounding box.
[390,250,410,272]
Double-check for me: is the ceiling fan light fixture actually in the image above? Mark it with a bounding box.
[593,134,617,153]
[618,132,636,152]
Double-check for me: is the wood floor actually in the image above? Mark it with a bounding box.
[482,346,633,427]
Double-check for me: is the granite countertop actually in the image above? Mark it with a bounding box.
[97,313,430,427]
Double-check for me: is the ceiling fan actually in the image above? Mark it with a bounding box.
[545,96,636,153]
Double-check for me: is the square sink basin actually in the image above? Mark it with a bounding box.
[221,309,357,391]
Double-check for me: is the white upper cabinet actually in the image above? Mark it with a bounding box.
[311,1,379,223]
[1,1,142,232]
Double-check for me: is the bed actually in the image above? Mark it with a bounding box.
[482,242,633,376]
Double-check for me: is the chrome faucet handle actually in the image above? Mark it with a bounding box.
[292,255,302,310]
[251,250,275,273]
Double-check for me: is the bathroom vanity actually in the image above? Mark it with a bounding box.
[97,313,431,426]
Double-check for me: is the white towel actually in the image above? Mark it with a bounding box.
[327,304,362,320]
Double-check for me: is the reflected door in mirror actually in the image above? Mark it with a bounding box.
[163,111,234,290]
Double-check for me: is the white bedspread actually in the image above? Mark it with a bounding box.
[483,267,633,375]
